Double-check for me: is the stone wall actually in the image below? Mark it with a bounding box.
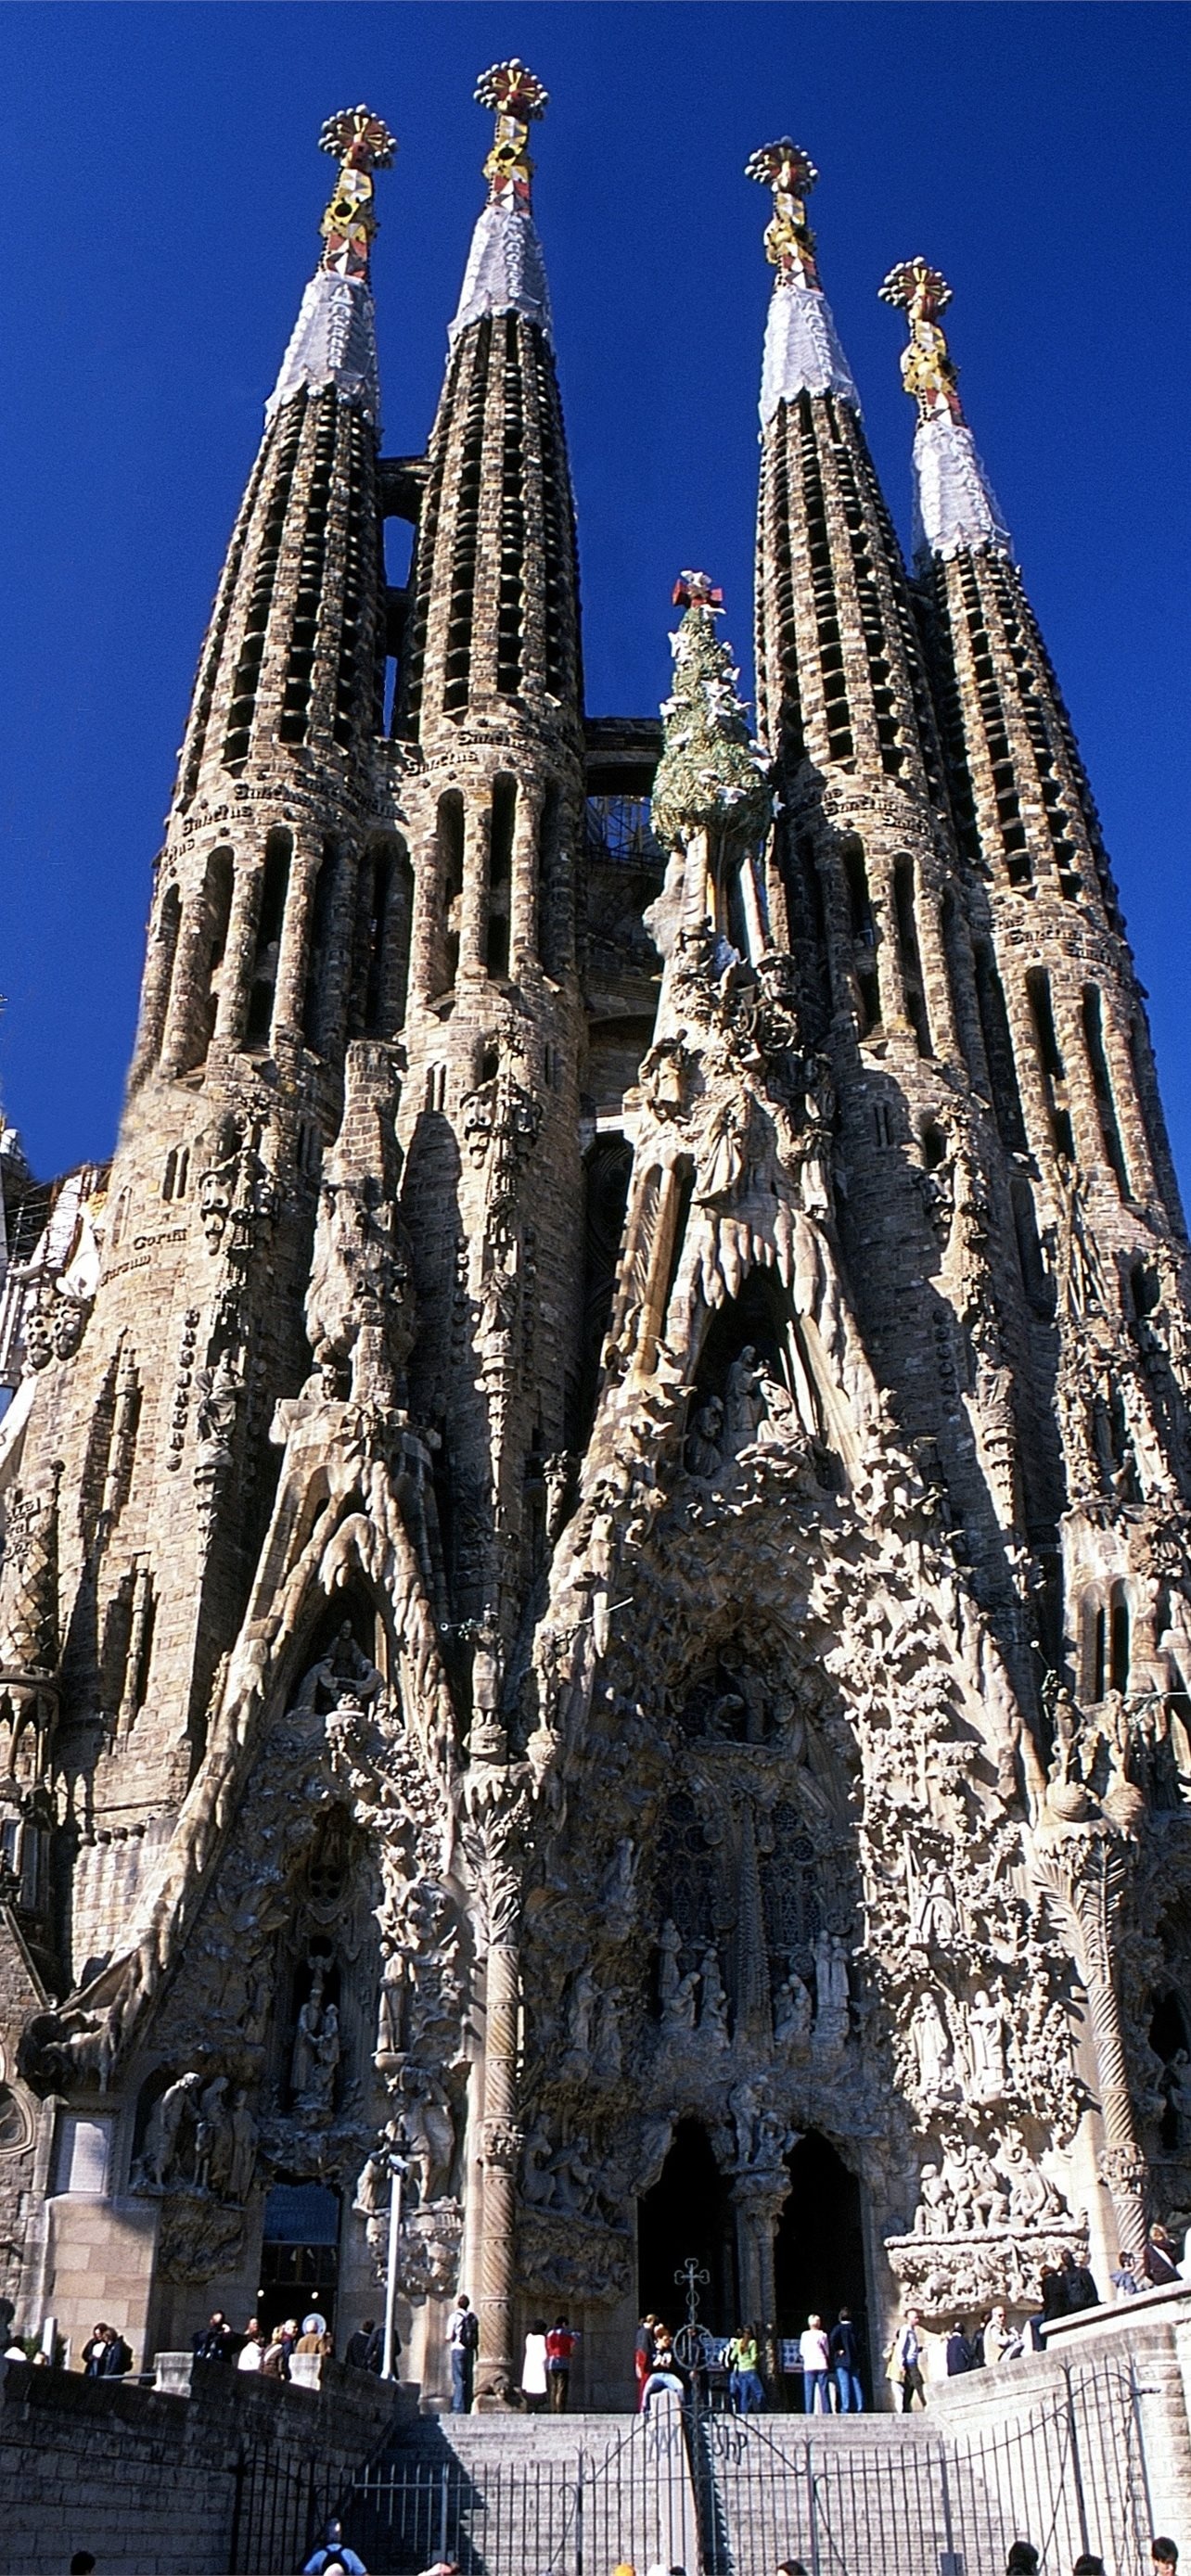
[0,2353,406,2576]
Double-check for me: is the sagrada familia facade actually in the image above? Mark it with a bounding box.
[1,66,1190,2405]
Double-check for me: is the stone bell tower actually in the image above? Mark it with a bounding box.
[392,59,586,1687]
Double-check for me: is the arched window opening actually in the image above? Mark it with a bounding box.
[537,784,562,976]
[180,845,234,1072]
[1026,967,1074,1160]
[974,942,1028,1154]
[1011,1174,1054,1318]
[572,1136,634,1451]
[1131,1260,1160,1320]
[920,1120,947,1172]
[301,839,340,1053]
[856,965,880,1036]
[437,792,465,991]
[486,775,516,980]
[109,1188,131,1251]
[893,858,931,1058]
[142,883,182,1069]
[638,2121,735,2335]
[1093,1604,1108,1704]
[442,320,492,718]
[841,837,874,942]
[1082,986,1129,1196]
[247,829,292,1046]
[1110,1588,1131,1695]
[425,1064,447,1114]
[161,1146,189,1204]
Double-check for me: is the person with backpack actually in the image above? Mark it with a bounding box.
[829,2308,864,2412]
[447,2292,479,2412]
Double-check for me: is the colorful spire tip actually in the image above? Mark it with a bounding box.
[476,58,548,210]
[746,139,822,287]
[317,106,396,281]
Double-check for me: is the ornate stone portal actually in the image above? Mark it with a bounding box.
[1,84,1190,2405]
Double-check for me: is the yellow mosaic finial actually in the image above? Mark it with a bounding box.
[878,259,963,423]
[317,106,397,281]
[745,140,822,287]
[475,59,548,210]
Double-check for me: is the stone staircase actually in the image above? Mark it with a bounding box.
[343,2396,698,2576]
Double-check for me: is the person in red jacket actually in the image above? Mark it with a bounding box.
[545,2315,580,2410]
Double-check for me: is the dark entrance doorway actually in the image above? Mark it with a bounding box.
[638,2119,736,2334]
[774,2134,868,2396]
[259,2180,340,2340]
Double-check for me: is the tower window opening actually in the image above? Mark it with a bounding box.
[180,440,270,801]
[974,942,1028,1154]
[874,1103,894,1150]
[1082,986,1129,1196]
[893,856,931,1058]
[247,829,292,1046]
[333,414,369,747]
[301,839,340,1053]
[224,397,305,766]
[426,1064,447,1114]
[1093,1603,1108,1703]
[841,838,874,943]
[398,344,459,732]
[920,1120,947,1172]
[531,332,577,702]
[279,395,337,746]
[443,320,493,717]
[437,792,465,990]
[538,784,563,977]
[1131,1260,1159,1320]
[1011,1174,1053,1317]
[1027,966,1074,1159]
[161,1145,189,1204]
[357,848,391,1036]
[856,966,880,1035]
[142,882,182,1069]
[181,845,234,1072]
[496,317,525,695]
[1110,1588,1131,1695]
[486,775,516,980]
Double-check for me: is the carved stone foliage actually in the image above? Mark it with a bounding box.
[885,2222,1085,2326]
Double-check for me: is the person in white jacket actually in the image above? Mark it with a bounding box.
[799,2314,831,2413]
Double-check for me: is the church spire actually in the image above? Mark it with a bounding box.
[747,139,858,424]
[267,105,396,427]
[878,259,1011,561]
[450,58,552,346]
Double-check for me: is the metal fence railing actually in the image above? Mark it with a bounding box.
[228,2360,1152,2576]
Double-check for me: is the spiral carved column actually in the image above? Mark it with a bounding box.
[1045,1831,1147,2262]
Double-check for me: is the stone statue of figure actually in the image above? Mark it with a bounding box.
[774,1960,813,2047]
[724,1346,767,1451]
[698,1944,730,2043]
[303,2003,340,2116]
[375,1944,407,2068]
[193,1351,242,1470]
[686,1396,725,1480]
[967,1988,1010,2105]
[662,1968,698,2035]
[593,1988,622,2081]
[194,2075,232,2195]
[657,1919,683,2015]
[290,1958,330,2106]
[137,2071,204,2190]
[910,1987,953,2098]
[226,2088,258,2202]
[813,1930,850,2042]
[520,2118,556,2208]
[912,1869,959,1954]
[729,2079,761,2167]
[567,1965,598,2064]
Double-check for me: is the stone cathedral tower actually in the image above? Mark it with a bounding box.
[1,82,1190,2405]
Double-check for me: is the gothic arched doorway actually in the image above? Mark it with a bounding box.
[774,2134,868,2395]
[637,2120,735,2335]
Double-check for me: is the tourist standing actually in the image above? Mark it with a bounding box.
[892,2309,926,2411]
[192,2310,235,2365]
[829,2309,863,2412]
[634,2313,657,2411]
[983,2303,1019,2364]
[346,2319,386,2373]
[725,2324,764,2415]
[296,2312,333,2358]
[261,2316,297,2378]
[799,2315,830,2414]
[545,2315,579,2409]
[1058,2248,1100,2311]
[520,2317,549,2411]
[447,2293,479,2413]
[236,2319,264,2373]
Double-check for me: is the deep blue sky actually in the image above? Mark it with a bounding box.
[2,4,1188,1189]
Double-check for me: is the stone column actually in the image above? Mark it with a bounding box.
[509,780,544,973]
[213,859,263,1051]
[1043,1830,1147,2261]
[731,2167,789,2343]
[471,1775,532,2404]
[461,799,491,975]
[271,837,320,1039]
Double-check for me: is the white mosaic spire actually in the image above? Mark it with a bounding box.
[878,259,1012,560]
[747,139,860,425]
[449,58,554,348]
[266,106,395,428]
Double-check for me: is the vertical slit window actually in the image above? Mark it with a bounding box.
[496,319,525,696]
[179,438,270,803]
[224,396,305,766]
[180,846,234,1072]
[247,828,291,1046]
[141,883,182,1069]
[443,321,492,717]
[334,413,368,748]
[1027,966,1074,1159]
[974,943,1028,1154]
[893,857,930,1058]
[538,784,562,976]
[400,345,460,732]
[798,397,852,762]
[437,792,465,991]
[1011,1175,1053,1317]
[531,331,578,703]
[302,839,340,1053]
[279,394,337,746]
[486,776,516,980]
[1110,1590,1131,1695]
[1082,987,1129,1195]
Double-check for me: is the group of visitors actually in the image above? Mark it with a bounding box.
[191,2308,339,2376]
[633,2309,866,2414]
[80,2324,133,2378]
[1002,2542,1178,2576]
[797,2310,864,2412]
[520,2315,581,2409]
